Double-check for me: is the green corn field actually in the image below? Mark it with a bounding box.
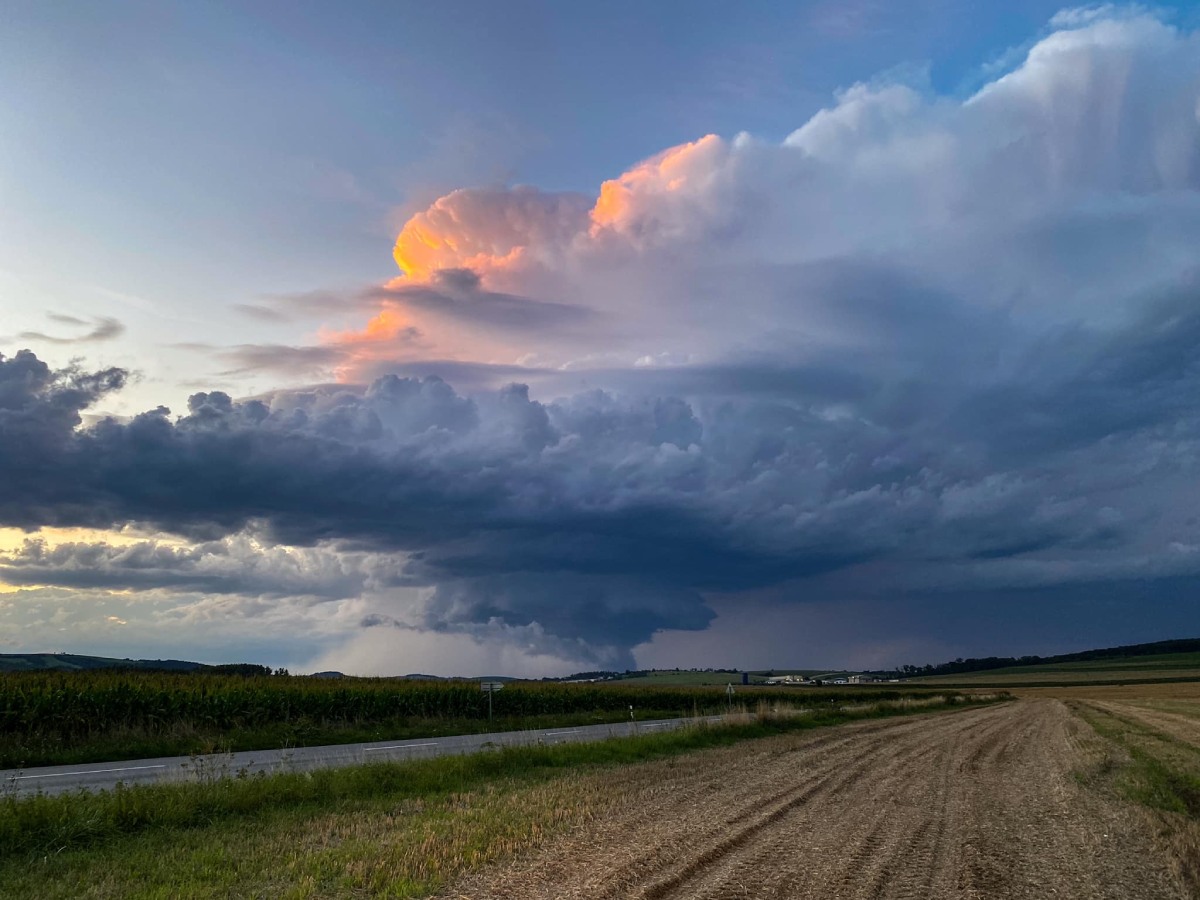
[0,670,943,768]
[0,672,711,738]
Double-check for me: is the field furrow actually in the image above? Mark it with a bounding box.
[1087,701,1200,749]
[441,701,1187,900]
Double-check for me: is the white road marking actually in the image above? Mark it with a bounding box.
[11,764,168,780]
[544,729,581,736]
[639,723,672,728]
[363,742,440,752]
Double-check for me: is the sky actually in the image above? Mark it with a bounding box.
[2,2,1200,676]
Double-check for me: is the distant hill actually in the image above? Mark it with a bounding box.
[897,638,1200,679]
[0,653,272,675]
[9,637,1196,683]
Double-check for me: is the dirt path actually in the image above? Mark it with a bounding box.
[440,701,1186,900]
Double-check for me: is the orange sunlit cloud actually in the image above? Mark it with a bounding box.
[324,308,415,345]
[391,137,727,285]
[317,298,521,384]
[392,187,591,283]
[389,192,490,280]
[319,307,425,381]
[329,140,732,383]
[589,134,725,238]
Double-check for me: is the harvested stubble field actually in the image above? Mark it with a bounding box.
[440,695,1199,900]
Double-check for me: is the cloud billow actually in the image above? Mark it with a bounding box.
[6,8,1200,670]
[2,302,1190,665]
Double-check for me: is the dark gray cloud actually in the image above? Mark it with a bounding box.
[5,297,1200,665]
[16,315,125,344]
[240,288,372,320]
[949,273,1200,462]
[47,313,89,327]
[370,268,597,333]
[243,269,594,335]
[213,344,357,378]
[176,341,421,380]
[0,535,392,599]
[232,304,291,323]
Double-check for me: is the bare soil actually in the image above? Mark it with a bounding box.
[439,700,1188,899]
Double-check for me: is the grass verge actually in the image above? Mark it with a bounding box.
[0,693,1004,899]
[1073,703,1200,815]
[1071,701,1200,893]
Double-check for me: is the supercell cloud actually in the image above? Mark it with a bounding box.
[3,8,1200,672]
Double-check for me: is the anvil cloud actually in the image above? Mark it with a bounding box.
[3,8,1200,673]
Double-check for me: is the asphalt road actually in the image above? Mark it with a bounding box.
[0,715,726,797]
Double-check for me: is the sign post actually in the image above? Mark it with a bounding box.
[726,682,734,713]
[480,681,504,724]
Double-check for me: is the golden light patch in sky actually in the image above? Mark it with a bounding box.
[394,229,529,282]
[349,309,409,342]
[392,185,592,285]
[0,527,184,592]
[0,527,166,554]
[392,215,445,279]
[320,307,418,349]
[319,306,438,382]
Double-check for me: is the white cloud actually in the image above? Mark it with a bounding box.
[353,9,1199,380]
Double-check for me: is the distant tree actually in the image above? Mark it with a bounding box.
[210,663,272,677]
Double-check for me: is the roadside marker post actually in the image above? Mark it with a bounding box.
[726,683,735,712]
[480,681,504,724]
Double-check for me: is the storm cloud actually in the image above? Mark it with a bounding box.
[4,8,1200,671]
[5,271,1200,666]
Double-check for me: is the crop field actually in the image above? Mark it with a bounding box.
[910,651,1200,686]
[0,669,942,767]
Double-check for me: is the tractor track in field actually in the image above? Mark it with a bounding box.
[1084,700,1200,748]
[441,700,1188,900]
